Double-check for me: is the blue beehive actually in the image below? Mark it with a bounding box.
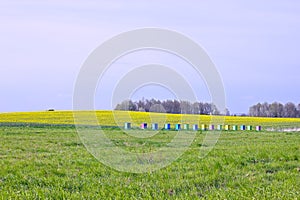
[152,123,158,130]
[165,123,171,130]
[175,124,181,130]
[193,124,199,131]
[125,122,131,130]
[240,125,246,131]
[140,123,147,129]
[209,125,215,131]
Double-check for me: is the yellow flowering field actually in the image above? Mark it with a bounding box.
[0,110,300,129]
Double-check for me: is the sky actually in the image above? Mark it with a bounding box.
[1,0,300,114]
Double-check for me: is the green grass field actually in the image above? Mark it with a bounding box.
[0,112,299,199]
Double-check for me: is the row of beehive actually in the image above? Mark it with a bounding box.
[124,123,262,131]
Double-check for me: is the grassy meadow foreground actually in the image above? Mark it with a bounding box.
[0,111,299,199]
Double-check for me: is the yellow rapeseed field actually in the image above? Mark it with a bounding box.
[1,110,300,129]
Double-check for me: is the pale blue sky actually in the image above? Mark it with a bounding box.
[1,0,300,113]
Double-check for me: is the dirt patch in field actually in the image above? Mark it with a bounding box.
[266,127,300,132]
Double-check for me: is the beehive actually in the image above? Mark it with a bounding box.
[193,124,199,131]
[125,122,131,130]
[201,124,208,131]
[217,125,223,130]
[232,125,238,131]
[140,123,147,129]
[256,126,262,131]
[240,125,246,131]
[183,124,189,130]
[165,123,171,130]
[225,125,231,131]
[152,123,158,130]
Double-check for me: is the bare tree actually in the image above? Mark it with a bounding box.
[115,100,137,111]
[180,100,192,114]
[172,100,181,114]
[249,101,300,118]
[261,102,270,117]
[224,108,230,116]
[161,100,173,113]
[137,99,145,111]
[115,99,223,115]
[269,102,284,117]
[284,102,297,118]
[192,102,200,114]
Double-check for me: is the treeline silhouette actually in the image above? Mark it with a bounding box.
[115,99,230,115]
[249,102,300,118]
[115,99,300,118]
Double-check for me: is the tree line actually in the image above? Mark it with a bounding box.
[115,98,230,115]
[249,102,300,118]
[115,99,300,118]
